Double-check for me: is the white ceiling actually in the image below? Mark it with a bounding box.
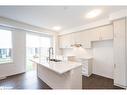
[0,6,127,32]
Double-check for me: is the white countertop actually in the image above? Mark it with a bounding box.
[31,59,82,74]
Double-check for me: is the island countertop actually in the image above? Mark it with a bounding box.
[31,59,82,74]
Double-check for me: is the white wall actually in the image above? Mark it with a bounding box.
[0,29,26,78]
[92,40,114,79]
[61,48,93,57]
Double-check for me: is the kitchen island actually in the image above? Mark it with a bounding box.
[31,59,82,89]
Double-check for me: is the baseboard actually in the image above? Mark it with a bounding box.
[92,73,113,79]
[7,71,26,77]
[0,71,26,80]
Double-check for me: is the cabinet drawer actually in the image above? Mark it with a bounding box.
[82,64,88,68]
[82,66,88,70]
[82,67,88,71]
[82,59,92,77]
[82,63,88,67]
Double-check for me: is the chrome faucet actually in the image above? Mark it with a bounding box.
[49,47,53,60]
[48,47,61,62]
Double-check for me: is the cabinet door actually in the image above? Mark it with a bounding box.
[74,31,91,48]
[74,32,83,44]
[88,28,100,41]
[113,18,127,86]
[100,25,113,40]
[74,32,86,44]
[59,34,74,48]
[88,25,113,41]
[65,34,74,48]
[59,36,66,48]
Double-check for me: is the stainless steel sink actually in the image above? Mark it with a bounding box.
[49,59,62,62]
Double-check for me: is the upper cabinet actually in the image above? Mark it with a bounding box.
[59,25,113,48]
[88,25,113,41]
[86,28,100,41]
[59,33,74,48]
[74,31,91,48]
[99,25,113,40]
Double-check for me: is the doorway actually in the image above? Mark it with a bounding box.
[26,33,51,72]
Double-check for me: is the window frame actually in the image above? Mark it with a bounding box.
[26,32,53,61]
[0,26,13,65]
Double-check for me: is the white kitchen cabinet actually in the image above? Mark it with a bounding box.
[113,18,127,87]
[88,28,100,41]
[100,25,113,40]
[89,25,113,41]
[59,36,66,48]
[74,32,84,44]
[59,25,113,49]
[82,59,93,77]
[59,34,74,48]
[68,57,93,77]
[74,25,113,48]
[74,32,91,48]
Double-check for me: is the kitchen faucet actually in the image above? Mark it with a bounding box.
[48,47,61,62]
[49,47,54,60]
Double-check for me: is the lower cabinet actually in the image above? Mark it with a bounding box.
[82,59,93,77]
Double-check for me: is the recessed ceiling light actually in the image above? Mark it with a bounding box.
[52,26,62,31]
[85,9,102,19]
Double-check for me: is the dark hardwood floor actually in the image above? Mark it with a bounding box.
[82,74,124,89]
[0,71,51,89]
[0,71,124,89]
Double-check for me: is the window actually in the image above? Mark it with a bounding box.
[26,33,51,71]
[0,29,13,64]
[26,34,51,59]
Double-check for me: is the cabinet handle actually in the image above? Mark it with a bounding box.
[114,64,116,68]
